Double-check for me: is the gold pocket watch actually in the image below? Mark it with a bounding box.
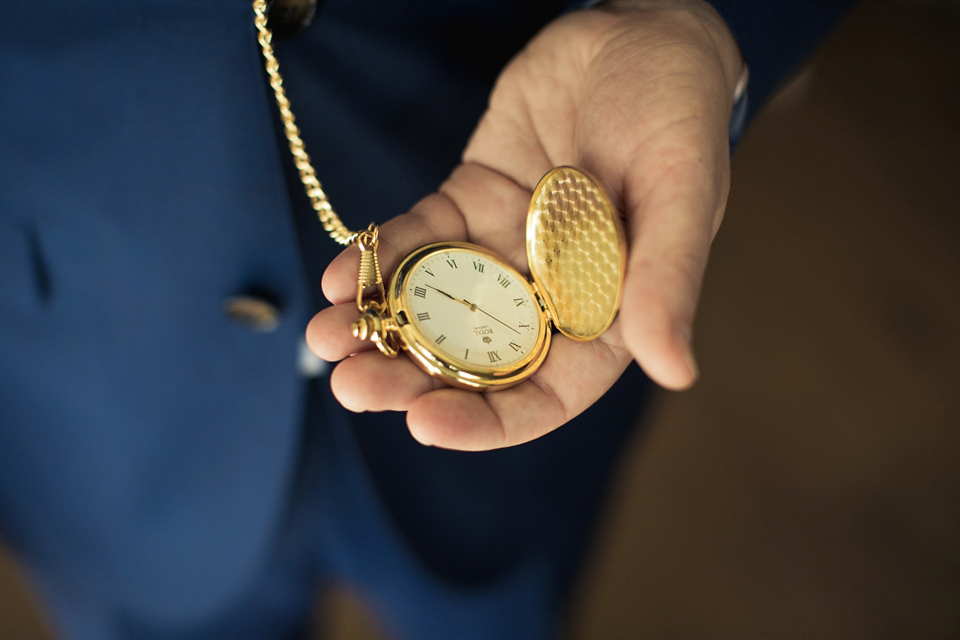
[251,5,625,390]
[351,167,627,390]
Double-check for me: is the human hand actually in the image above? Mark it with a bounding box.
[307,0,744,450]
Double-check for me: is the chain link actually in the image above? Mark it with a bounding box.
[253,0,358,245]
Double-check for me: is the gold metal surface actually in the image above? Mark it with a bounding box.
[253,0,358,245]
[526,167,626,341]
[350,226,399,357]
[352,310,400,358]
[354,224,387,311]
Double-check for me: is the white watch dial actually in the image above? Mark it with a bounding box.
[402,249,543,369]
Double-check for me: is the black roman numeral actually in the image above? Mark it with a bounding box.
[413,286,427,298]
[417,312,430,322]
[473,261,484,272]
[446,259,458,269]
[497,274,510,288]
[488,350,501,363]
[514,297,526,306]
[509,341,522,352]
[423,268,435,277]
[436,334,447,344]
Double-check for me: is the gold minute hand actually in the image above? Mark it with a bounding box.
[424,285,519,335]
[425,285,476,311]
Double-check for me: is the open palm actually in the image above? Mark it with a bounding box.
[307,2,744,450]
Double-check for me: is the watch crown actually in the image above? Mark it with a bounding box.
[352,309,400,358]
[351,312,376,340]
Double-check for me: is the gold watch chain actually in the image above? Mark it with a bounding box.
[253,0,359,245]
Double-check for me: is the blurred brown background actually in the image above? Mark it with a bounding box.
[3,1,958,638]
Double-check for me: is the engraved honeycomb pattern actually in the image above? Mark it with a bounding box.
[527,167,625,341]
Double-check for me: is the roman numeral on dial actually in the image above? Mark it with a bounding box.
[417,312,430,322]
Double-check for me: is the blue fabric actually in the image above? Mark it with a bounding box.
[707,0,855,123]
[1,1,313,623]
[1,1,843,638]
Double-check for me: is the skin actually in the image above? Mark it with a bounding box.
[306,1,745,451]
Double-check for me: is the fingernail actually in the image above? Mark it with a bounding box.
[675,326,700,381]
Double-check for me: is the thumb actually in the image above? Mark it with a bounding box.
[617,142,729,389]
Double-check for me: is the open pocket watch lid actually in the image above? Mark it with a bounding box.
[526,167,626,342]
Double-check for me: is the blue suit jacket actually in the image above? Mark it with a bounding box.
[0,1,849,636]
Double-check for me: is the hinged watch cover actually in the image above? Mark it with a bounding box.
[526,167,626,341]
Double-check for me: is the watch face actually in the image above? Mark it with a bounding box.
[391,244,547,380]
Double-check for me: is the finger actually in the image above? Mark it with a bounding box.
[461,15,597,183]
[329,350,442,413]
[566,10,731,391]
[438,163,533,270]
[407,329,633,450]
[305,303,377,362]
[462,82,563,190]
[321,163,534,305]
[619,149,728,390]
[321,192,468,305]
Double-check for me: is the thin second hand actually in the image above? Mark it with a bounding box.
[464,300,521,335]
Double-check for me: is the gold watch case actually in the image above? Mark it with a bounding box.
[358,166,626,391]
[388,242,551,389]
